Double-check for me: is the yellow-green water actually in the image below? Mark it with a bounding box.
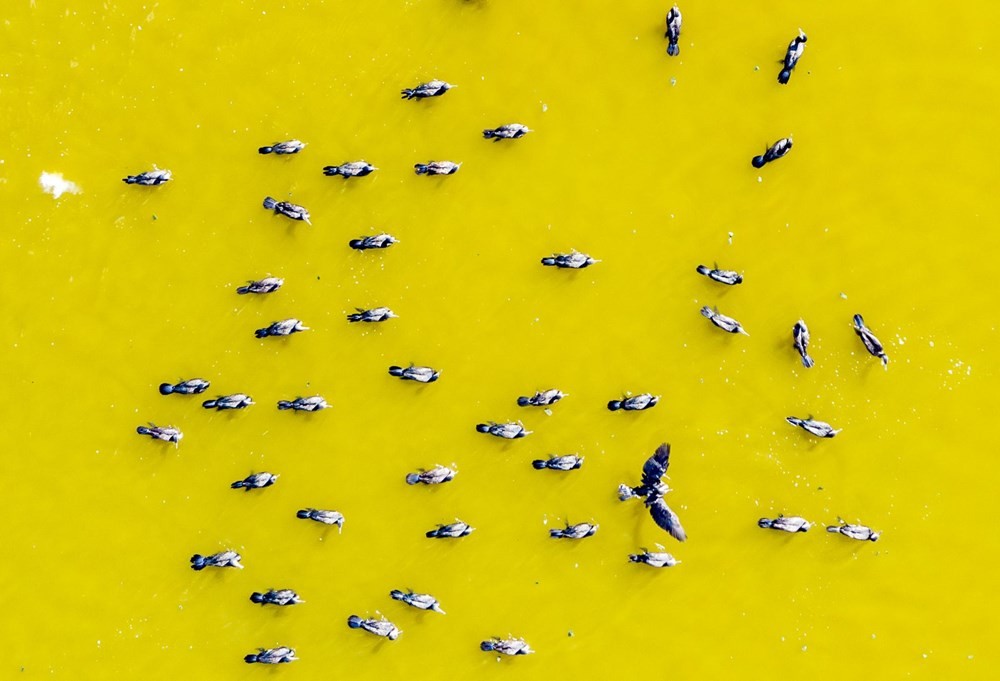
[2,1,998,678]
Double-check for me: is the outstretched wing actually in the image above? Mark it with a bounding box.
[641,443,671,487]
[648,496,687,542]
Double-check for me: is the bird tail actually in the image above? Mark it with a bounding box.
[258,146,274,155]
[607,400,622,411]
[667,43,679,57]
[231,481,245,489]
[202,399,218,409]
[262,196,277,209]
[802,354,814,368]
[700,306,714,319]
[532,459,548,470]
[250,592,265,604]
[482,130,496,139]
[346,313,363,322]
[322,166,340,176]
[778,70,791,85]
[190,555,206,570]
[826,525,841,533]
[400,89,415,99]
[549,529,564,538]
[540,257,557,266]
[349,239,365,249]
[786,416,802,427]
[425,529,439,538]
[136,426,151,435]
[390,590,405,601]
[414,164,429,175]
[696,265,710,276]
[758,518,773,529]
[475,423,491,433]
[123,176,137,184]
[852,314,865,329]
[388,366,404,377]
[277,401,292,410]
[347,615,362,629]
[296,510,311,519]
[516,396,531,407]
[254,328,269,339]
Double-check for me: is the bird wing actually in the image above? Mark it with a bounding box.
[648,497,687,542]
[641,443,671,487]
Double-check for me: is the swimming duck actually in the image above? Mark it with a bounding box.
[751,137,793,168]
[483,123,531,140]
[390,589,446,614]
[406,465,457,485]
[608,393,659,411]
[296,508,344,531]
[202,393,253,410]
[244,647,297,664]
[426,520,474,539]
[237,277,284,295]
[262,196,311,224]
[701,306,750,335]
[628,548,680,568]
[255,319,309,338]
[323,161,376,178]
[123,168,171,185]
[758,515,811,533]
[696,264,743,285]
[347,615,401,640]
[481,636,534,656]
[190,550,243,570]
[517,389,565,407]
[532,454,584,471]
[347,307,397,323]
[389,365,439,383]
[401,79,455,100]
[258,140,306,155]
[792,320,814,368]
[540,251,599,269]
[778,29,808,84]
[231,472,278,491]
[853,314,889,368]
[827,520,880,542]
[549,521,598,539]
[136,423,182,446]
[786,415,840,438]
[250,589,303,606]
[277,396,329,412]
[159,378,210,395]
[619,443,687,542]
[665,6,682,56]
[414,161,461,175]
[475,421,531,439]
[349,233,398,250]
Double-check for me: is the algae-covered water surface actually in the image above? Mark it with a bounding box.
[2,1,998,679]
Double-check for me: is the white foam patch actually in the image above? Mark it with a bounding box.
[39,172,81,199]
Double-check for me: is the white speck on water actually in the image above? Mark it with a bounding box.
[541,102,548,112]
[728,231,734,243]
[929,341,935,347]
[670,77,677,86]
[39,171,81,198]
[757,176,762,182]
[840,292,848,299]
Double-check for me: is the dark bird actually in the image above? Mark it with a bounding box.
[405,465,456,485]
[778,29,808,84]
[347,615,401,640]
[390,589,445,614]
[255,319,309,338]
[426,520,474,539]
[628,547,680,568]
[696,264,743,285]
[262,196,311,224]
[414,161,461,175]
[237,277,283,295]
[136,423,182,446]
[231,472,278,491]
[853,314,889,368]
[250,589,303,606]
[483,123,531,140]
[665,6,682,56]
[827,520,880,542]
[475,421,531,439]
[190,551,243,570]
[123,168,171,185]
[323,161,376,178]
[701,306,750,335]
[532,454,584,471]
[618,443,687,542]
[258,140,305,155]
[481,637,534,656]
[389,365,439,383]
[349,233,397,250]
[401,79,455,100]
[758,515,811,533]
[244,647,297,664]
[793,320,814,368]
[541,251,599,269]
[751,137,793,168]
[549,521,598,539]
[277,396,329,412]
[347,307,397,323]
[786,415,840,438]
[202,393,253,410]
[159,378,209,395]
[608,393,658,411]
[296,508,344,531]
[517,389,565,407]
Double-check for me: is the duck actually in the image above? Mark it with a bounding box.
[517,389,565,407]
[136,423,182,446]
[262,196,311,224]
[414,161,461,175]
[426,519,474,539]
[277,396,329,412]
[390,589,446,614]
[549,521,598,539]
[701,306,750,335]
[618,443,687,542]
[540,251,599,269]
[792,320,814,368]
[323,161,376,178]
[786,415,840,438]
[250,589,303,606]
[475,421,531,439]
[401,79,455,100]
[628,547,680,568]
[231,472,278,491]
[244,647,297,664]
[258,140,306,155]
[405,465,456,485]
[159,378,210,395]
[853,314,889,368]
[827,520,880,542]
[778,29,808,84]
[481,636,534,656]
[190,550,243,570]
[607,393,659,411]
[347,615,401,640]
[483,123,531,140]
[255,319,309,338]
[665,6,682,56]
[202,393,253,410]
[346,306,397,323]
[296,508,344,531]
[237,277,283,295]
[758,515,811,533]
[751,137,793,168]
[696,264,743,285]
[349,233,398,250]
[532,454,584,471]
[123,168,171,185]
[389,365,439,383]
